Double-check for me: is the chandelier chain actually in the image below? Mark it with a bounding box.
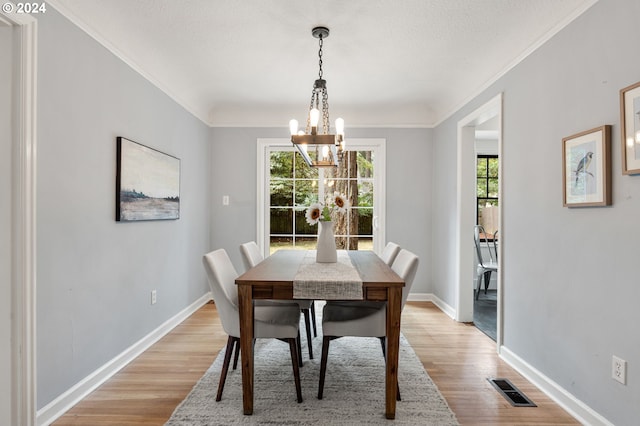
[317,35,324,79]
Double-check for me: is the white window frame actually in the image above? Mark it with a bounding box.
[256,138,386,258]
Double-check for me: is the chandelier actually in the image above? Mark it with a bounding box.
[289,27,344,167]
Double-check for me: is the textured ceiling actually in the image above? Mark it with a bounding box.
[49,0,597,127]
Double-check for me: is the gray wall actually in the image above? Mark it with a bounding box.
[35,9,211,408]
[432,0,639,423]
[0,22,13,425]
[209,127,433,294]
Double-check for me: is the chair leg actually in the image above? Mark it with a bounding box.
[379,337,401,401]
[216,336,237,401]
[232,336,241,370]
[318,336,331,399]
[296,331,303,367]
[475,272,483,300]
[302,308,314,359]
[310,301,318,337]
[287,338,303,403]
[484,271,492,294]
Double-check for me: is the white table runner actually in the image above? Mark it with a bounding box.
[293,250,363,300]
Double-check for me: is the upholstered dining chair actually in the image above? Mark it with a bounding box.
[317,248,419,400]
[203,249,303,403]
[474,225,498,300]
[380,242,401,265]
[240,241,317,361]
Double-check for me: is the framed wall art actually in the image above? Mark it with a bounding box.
[620,80,640,175]
[562,125,611,207]
[116,137,180,221]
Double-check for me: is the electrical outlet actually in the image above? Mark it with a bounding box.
[151,289,157,305]
[222,195,229,205]
[612,355,626,385]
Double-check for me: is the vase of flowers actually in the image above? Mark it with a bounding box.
[305,192,350,263]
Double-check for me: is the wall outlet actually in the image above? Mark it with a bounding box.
[612,355,626,385]
[151,289,157,305]
[222,195,229,205]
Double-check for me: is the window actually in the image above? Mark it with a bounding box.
[476,155,498,236]
[258,139,385,256]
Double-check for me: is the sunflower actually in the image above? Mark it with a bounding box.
[331,192,350,213]
[305,203,323,225]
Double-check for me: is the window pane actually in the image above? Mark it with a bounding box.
[477,158,487,176]
[294,153,318,179]
[293,236,317,250]
[477,178,487,198]
[270,208,292,234]
[355,236,373,250]
[270,151,293,178]
[358,180,374,207]
[270,179,293,206]
[295,209,318,235]
[270,236,293,254]
[356,207,373,235]
[295,179,318,205]
[356,151,374,178]
[488,158,499,177]
[488,178,498,198]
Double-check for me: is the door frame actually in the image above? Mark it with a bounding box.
[256,138,386,256]
[455,93,503,348]
[3,9,38,426]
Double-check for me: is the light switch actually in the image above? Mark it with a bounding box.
[222,195,229,206]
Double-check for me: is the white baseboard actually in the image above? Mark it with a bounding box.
[499,346,613,426]
[36,293,212,426]
[406,293,456,320]
[402,294,610,425]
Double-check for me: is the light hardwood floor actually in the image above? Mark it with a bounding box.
[53,301,579,425]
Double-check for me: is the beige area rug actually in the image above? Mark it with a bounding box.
[166,310,459,425]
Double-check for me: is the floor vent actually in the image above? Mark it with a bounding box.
[488,378,537,407]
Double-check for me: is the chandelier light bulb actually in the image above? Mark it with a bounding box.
[289,119,299,136]
[310,108,320,128]
[322,145,329,159]
[335,117,344,136]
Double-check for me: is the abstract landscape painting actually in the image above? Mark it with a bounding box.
[116,137,180,221]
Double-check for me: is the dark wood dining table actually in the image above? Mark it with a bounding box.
[235,249,405,419]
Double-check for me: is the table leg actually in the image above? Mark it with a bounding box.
[385,287,402,419]
[238,284,254,415]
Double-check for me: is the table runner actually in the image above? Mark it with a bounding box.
[293,250,363,300]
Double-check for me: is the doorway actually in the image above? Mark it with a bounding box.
[473,121,499,341]
[455,94,503,348]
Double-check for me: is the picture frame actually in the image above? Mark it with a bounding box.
[116,137,180,221]
[562,125,611,207]
[620,81,640,175]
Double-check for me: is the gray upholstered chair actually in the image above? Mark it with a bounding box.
[380,242,401,265]
[203,249,303,403]
[318,248,419,400]
[474,225,498,300]
[240,241,317,360]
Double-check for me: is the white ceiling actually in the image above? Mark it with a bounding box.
[49,0,597,128]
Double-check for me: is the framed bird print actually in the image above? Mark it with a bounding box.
[562,125,611,207]
[620,81,640,175]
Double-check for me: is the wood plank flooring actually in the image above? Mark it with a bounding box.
[53,301,579,425]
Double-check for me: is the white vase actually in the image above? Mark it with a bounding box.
[316,220,337,263]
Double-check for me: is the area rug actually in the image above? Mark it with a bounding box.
[166,309,459,425]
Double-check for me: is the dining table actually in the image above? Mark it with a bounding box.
[235,249,405,419]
